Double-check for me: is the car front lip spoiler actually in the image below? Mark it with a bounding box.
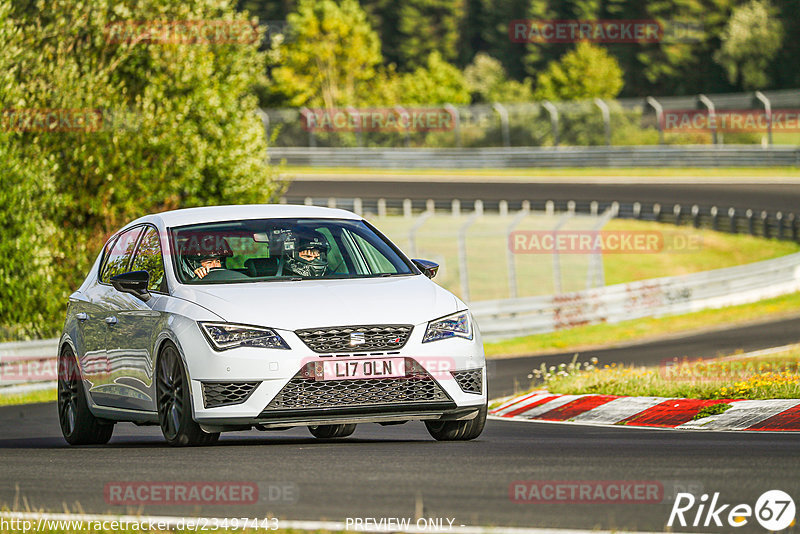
[193,402,487,432]
[256,401,458,424]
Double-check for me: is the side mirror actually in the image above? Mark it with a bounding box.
[412,259,439,279]
[111,270,151,301]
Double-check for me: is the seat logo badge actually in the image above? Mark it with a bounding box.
[350,332,366,346]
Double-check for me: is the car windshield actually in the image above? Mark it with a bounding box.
[170,218,415,284]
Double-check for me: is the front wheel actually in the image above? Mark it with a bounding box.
[57,348,114,445]
[308,424,356,438]
[156,343,219,447]
[425,404,487,441]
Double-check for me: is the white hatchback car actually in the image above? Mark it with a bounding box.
[58,205,487,446]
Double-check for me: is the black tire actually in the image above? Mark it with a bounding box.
[156,343,219,447]
[308,424,356,438]
[57,347,114,445]
[425,404,487,441]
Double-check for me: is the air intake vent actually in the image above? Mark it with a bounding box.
[295,324,413,353]
[451,369,483,394]
[202,382,259,408]
[263,359,449,410]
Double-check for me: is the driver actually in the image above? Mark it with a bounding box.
[180,234,234,280]
[283,229,330,278]
[193,254,222,279]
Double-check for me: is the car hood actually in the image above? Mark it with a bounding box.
[172,275,460,331]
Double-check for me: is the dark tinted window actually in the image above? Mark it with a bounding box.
[100,227,143,283]
[130,226,167,292]
[171,218,413,284]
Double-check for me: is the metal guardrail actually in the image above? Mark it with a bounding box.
[0,339,59,363]
[0,339,59,392]
[471,251,800,340]
[271,146,800,168]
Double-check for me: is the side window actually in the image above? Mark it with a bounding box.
[352,233,398,274]
[130,226,167,292]
[98,235,119,279]
[316,227,348,274]
[100,227,143,283]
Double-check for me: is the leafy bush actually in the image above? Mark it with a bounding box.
[0,0,283,340]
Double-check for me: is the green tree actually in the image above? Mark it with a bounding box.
[0,2,60,338]
[361,0,464,71]
[534,42,624,101]
[714,0,783,89]
[601,0,723,96]
[464,52,533,102]
[236,0,295,23]
[0,141,61,340]
[266,0,383,107]
[461,0,532,79]
[521,0,556,78]
[380,51,471,105]
[769,0,800,88]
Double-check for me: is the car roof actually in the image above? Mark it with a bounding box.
[124,204,362,230]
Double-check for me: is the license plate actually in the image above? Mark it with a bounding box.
[318,358,406,381]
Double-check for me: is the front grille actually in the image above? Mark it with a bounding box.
[264,359,449,410]
[452,369,483,394]
[295,324,413,353]
[202,382,259,408]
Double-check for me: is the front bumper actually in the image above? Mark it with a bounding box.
[178,321,487,429]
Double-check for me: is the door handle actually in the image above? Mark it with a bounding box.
[104,316,118,326]
[76,312,88,321]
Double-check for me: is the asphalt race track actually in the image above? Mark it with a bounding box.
[2,315,800,532]
[286,180,800,214]
[2,400,800,532]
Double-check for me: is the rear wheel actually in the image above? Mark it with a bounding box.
[57,347,114,445]
[156,343,219,447]
[425,404,487,441]
[308,424,356,438]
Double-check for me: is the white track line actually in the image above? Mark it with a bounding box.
[493,393,552,416]
[570,396,667,424]
[0,511,688,534]
[678,399,800,430]
[512,395,583,419]
[715,343,800,362]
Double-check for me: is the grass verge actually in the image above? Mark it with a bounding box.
[529,349,800,400]
[484,291,800,358]
[0,388,56,407]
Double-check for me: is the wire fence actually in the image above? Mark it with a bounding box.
[285,196,800,243]
[283,195,800,304]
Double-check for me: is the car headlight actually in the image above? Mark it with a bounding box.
[199,322,290,351]
[422,310,473,343]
